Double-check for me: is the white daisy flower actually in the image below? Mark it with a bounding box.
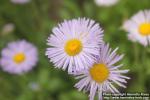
[95,0,119,7]
[11,0,30,4]
[74,44,130,100]
[0,40,38,75]
[1,23,15,35]
[46,18,103,73]
[123,10,150,46]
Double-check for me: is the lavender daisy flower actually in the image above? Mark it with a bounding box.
[74,43,130,100]
[11,0,30,4]
[46,18,103,73]
[0,40,38,75]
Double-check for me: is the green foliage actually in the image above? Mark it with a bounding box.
[0,0,150,100]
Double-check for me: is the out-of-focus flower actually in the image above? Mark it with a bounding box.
[1,23,15,35]
[0,40,38,75]
[46,18,103,73]
[95,0,119,7]
[28,82,40,91]
[74,44,130,100]
[123,10,150,46]
[11,0,30,4]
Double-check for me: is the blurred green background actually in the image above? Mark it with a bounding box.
[0,0,150,100]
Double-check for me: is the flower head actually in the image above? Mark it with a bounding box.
[46,18,103,73]
[95,0,119,7]
[1,23,15,35]
[0,40,38,74]
[74,44,130,100]
[123,10,150,46]
[11,0,30,4]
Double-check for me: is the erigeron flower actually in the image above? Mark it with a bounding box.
[1,23,15,35]
[0,40,38,74]
[74,44,130,100]
[46,18,103,73]
[123,10,150,46]
[28,82,40,91]
[11,0,30,4]
[95,0,119,7]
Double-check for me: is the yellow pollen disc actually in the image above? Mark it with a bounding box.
[90,63,109,83]
[65,39,82,56]
[13,53,26,64]
[139,23,150,36]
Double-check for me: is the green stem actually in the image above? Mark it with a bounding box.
[133,43,138,65]
[137,45,146,92]
[132,43,146,92]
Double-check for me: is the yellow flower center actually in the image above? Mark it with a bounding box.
[90,63,109,83]
[13,53,26,64]
[139,23,150,36]
[65,39,82,56]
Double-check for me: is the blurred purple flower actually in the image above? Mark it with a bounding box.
[28,82,40,91]
[0,40,38,75]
